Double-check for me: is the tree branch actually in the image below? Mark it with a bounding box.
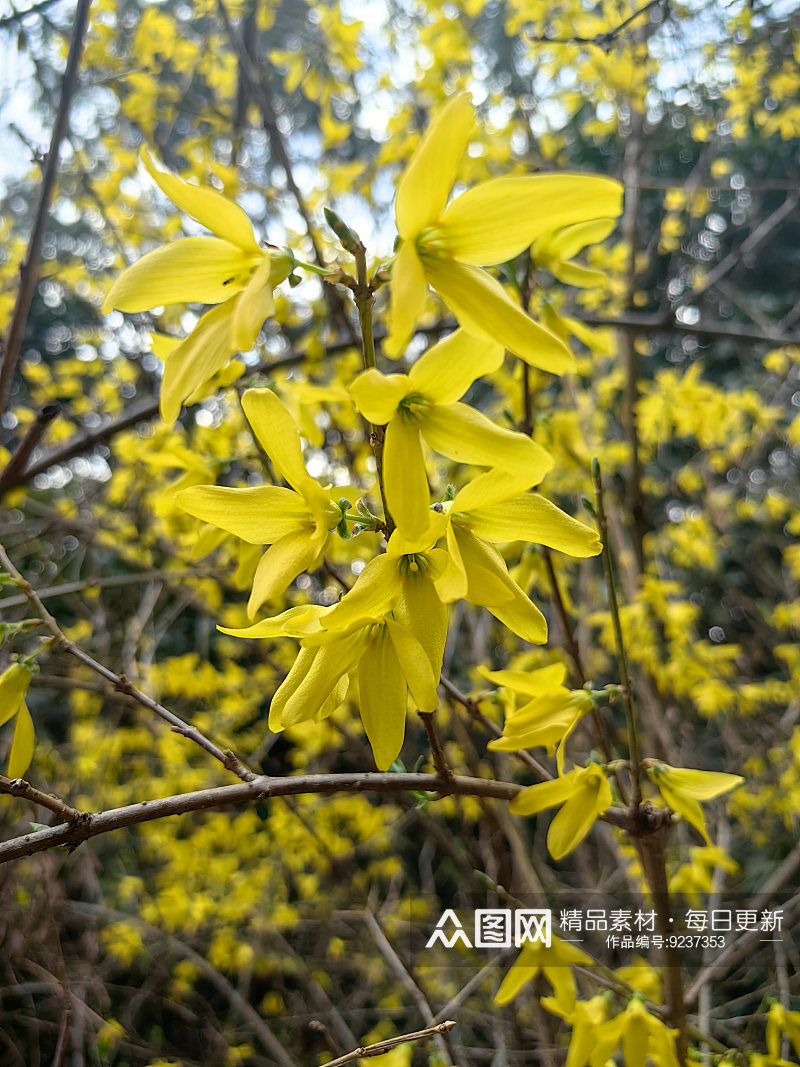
[0,545,257,783]
[323,1021,457,1066]
[0,0,92,414]
[0,773,525,863]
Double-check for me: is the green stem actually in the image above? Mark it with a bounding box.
[293,257,329,276]
[592,457,642,806]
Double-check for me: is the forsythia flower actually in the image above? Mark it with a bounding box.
[644,760,744,844]
[540,994,617,1067]
[0,662,35,778]
[350,330,551,538]
[431,468,601,608]
[176,389,344,618]
[103,149,294,422]
[387,92,623,370]
[221,598,440,770]
[495,933,593,1010]
[509,764,612,860]
[530,217,617,288]
[481,662,593,769]
[766,1002,800,1062]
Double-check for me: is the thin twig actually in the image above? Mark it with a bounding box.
[323,1021,457,1066]
[592,460,641,805]
[577,312,800,347]
[418,711,453,781]
[0,774,83,823]
[0,0,93,414]
[525,0,667,48]
[0,403,60,495]
[0,545,257,783]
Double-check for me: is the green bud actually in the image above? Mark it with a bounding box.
[324,207,361,254]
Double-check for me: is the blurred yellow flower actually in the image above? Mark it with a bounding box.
[644,761,743,844]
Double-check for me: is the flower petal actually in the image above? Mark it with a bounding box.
[7,701,34,778]
[433,521,469,602]
[394,571,448,678]
[442,174,623,265]
[384,418,430,539]
[427,260,575,373]
[0,663,32,727]
[358,626,408,770]
[422,402,552,485]
[321,554,403,630]
[231,256,275,351]
[467,493,601,557]
[102,238,254,314]
[241,388,316,495]
[219,604,328,640]
[455,527,548,643]
[509,773,576,816]
[478,662,567,695]
[395,92,475,239]
[385,617,439,713]
[547,769,610,860]
[409,329,504,404]
[141,147,261,252]
[349,369,411,425]
[247,531,320,617]
[160,301,235,423]
[176,484,312,544]
[533,216,617,262]
[280,632,367,727]
[268,646,317,731]
[385,239,429,359]
[451,469,535,512]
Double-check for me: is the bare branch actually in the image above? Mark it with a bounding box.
[0,773,83,823]
[0,0,93,414]
[0,545,257,783]
[0,773,525,863]
[323,1021,457,1066]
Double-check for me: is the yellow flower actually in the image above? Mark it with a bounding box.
[221,603,439,771]
[432,467,601,614]
[176,389,343,618]
[103,149,294,422]
[0,662,35,778]
[387,92,623,370]
[541,994,618,1067]
[766,1002,800,1062]
[482,662,593,770]
[349,330,552,538]
[495,932,593,1010]
[530,217,617,288]
[509,764,613,860]
[644,761,744,844]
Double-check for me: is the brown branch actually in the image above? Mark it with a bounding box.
[0,545,257,783]
[0,0,92,414]
[0,403,59,495]
[525,0,667,49]
[0,773,83,823]
[577,312,800,347]
[0,773,526,863]
[324,1021,457,1066]
[0,338,358,497]
[0,566,229,611]
[418,711,453,781]
[439,673,552,780]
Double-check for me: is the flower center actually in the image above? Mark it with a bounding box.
[398,392,430,423]
[416,225,450,264]
[398,553,430,578]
